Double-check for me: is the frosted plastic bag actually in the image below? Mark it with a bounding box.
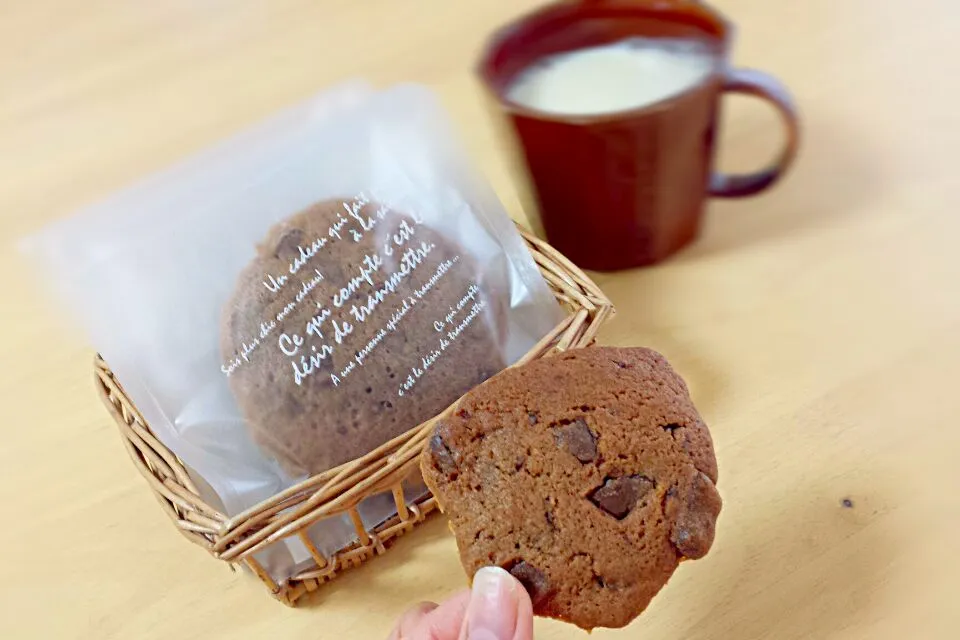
[23,82,565,582]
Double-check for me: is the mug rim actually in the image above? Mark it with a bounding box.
[477,0,735,125]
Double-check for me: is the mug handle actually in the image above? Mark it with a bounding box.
[709,68,800,198]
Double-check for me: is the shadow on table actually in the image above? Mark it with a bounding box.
[679,112,888,262]
[295,471,897,639]
[672,467,899,640]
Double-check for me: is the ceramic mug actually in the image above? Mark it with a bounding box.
[479,0,800,271]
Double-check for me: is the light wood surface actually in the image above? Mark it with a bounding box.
[2,1,958,638]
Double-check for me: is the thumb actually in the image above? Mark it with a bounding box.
[459,567,534,640]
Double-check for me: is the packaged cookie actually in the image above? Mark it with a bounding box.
[24,82,566,583]
[222,199,509,477]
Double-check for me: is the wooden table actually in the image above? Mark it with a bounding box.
[2,1,958,638]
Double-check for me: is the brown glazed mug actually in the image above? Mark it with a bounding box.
[479,0,800,271]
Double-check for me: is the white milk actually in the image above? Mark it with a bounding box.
[506,38,717,116]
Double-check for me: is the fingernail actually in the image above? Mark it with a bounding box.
[465,566,519,640]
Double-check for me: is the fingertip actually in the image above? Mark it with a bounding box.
[390,601,438,640]
[512,577,535,640]
[413,588,470,640]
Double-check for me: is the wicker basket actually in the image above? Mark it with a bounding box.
[94,227,614,606]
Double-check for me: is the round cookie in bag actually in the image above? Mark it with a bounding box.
[221,198,506,476]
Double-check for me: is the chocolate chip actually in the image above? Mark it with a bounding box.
[543,497,558,530]
[514,455,526,472]
[273,228,305,259]
[589,475,655,519]
[505,560,551,606]
[665,470,722,559]
[528,412,539,425]
[661,423,682,439]
[553,417,597,463]
[428,433,459,480]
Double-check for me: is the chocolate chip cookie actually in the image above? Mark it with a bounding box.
[222,199,506,476]
[421,346,721,630]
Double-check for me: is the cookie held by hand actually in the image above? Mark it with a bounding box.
[421,346,721,630]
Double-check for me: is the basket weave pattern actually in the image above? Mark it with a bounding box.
[95,227,614,605]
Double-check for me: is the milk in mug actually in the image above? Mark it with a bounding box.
[506,38,718,116]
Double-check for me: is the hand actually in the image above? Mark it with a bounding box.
[388,566,534,640]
